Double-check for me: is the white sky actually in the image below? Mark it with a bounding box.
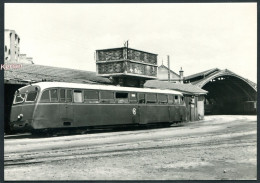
[5,3,257,82]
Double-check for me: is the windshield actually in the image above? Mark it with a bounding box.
[13,93,26,104]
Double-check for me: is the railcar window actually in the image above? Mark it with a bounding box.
[116,92,128,98]
[157,94,168,104]
[147,93,157,104]
[100,91,114,103]
[66,90,72,102]
[138,93,145,104]
[73,90,83,103]
[115,92,128,103]
[40,90,50,102]
[181,96,184,103]
[174,95,180,104]
[14,93,26,104]
[100,91,114,99]
[60,89,65,102]
[130,93,137,103]
[84,90,99,103]
[50,89,58,102]
[168,95,174,104]
[26,92,37,102]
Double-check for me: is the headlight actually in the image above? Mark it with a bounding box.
[17,114,23,119]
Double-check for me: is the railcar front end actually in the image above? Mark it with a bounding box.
[10,85,39,132]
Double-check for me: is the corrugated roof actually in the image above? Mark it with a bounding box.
[188,69,257,90]
[184,68,220,80]
[4,62,111,84]
[144,80,208,95]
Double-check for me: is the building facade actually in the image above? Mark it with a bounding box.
[157,64,184,84]
[4,29,34,64]
[4,29,20,62]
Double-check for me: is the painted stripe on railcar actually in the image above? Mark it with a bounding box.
[17,82,183,95]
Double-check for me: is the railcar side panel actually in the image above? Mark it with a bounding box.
[145,105,170,123]
[33,103,60,129]
[138,105,147,124]
[73,104,138,127]
[60,103,74,125]
[180,106,187,121]
[170,105,181,121]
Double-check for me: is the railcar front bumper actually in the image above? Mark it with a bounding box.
[10,119,33,132]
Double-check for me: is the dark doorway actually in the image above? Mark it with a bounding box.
[5,83,26,134]
[202,76,256,115]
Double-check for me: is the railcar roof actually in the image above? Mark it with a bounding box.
[28,82,183,95]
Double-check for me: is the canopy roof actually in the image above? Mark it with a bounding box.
[144,80,208,95]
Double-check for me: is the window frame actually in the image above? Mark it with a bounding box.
[129,92,137,103]
[99,90,115,103]
[181,96,184,104]
[73,89,83,103]
[50,88,59,102]
[59,88,66,103]
[83,89,99,103]
[39,89,51,103]
[168,95,174,105]
[25,91,38,103]
[66,89,73,103]
[174,95,180,105]
[115,92,129,104]
[13,93,26,104]
[146,93,157,104]
[138,93,146,104]
[157,94,168,104]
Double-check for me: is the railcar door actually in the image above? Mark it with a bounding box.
[190,97,195,121]
[169,95,175,122]
[184,96,191,121]
[60,89,74,127]
[138,93,147,124]
[169,95,181,122]
[129,92,139,124]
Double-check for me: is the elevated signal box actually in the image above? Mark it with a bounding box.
[96,47,158,87]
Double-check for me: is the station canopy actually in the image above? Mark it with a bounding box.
[144,80,207,95]
[184,68,257,114]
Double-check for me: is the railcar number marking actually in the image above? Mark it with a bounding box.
[132,108,136,115]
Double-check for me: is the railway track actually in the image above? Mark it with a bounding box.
[5,119,256,166]
[4,115,257,180]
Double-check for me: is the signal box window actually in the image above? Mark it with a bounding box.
[115,92,128,103]
[168,95,174,104]
[26,91,37,102]
[40,90,50,102]
[84,90,99,103]
[73,90,83,103]
[66,90,72,102]
[147,93,157,104]
[174,95,180,104]
[50,89,58,102]
[60,89,65,102]
[138,93,145,104]
[157,94,167,104]
[100,91,114,103]
[129,93,137,103]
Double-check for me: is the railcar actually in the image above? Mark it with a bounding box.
[10,82,187,133]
